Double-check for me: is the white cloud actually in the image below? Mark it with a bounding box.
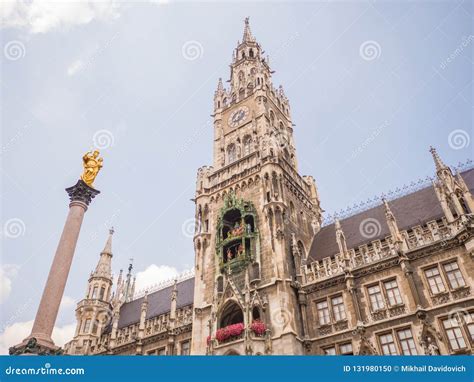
[134,264,180,293]
[67,59,84,76]
[60,295,76,310]
[0,0,120,34]
[0,264,19,304]
[0,320,76,354]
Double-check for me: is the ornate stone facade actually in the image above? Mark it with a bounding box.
[65,19,474,356]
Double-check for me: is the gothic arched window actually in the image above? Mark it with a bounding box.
[249,49,254,58]
[220,301,244,328]
[227,144,236,164]
[289,201,296,221]
[243,135,252,156]
[269,110,275,126]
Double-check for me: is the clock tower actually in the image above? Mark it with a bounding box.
[191,18,322,355]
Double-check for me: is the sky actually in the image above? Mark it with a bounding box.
[0,0,472,353]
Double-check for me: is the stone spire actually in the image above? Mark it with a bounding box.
[170,279,178,323]
[216,77,224,93]
[102,227,114,254]
[334,219,348,256]
[430,147,469,218]
[242,17,255,43]
[382,199,404,248]
[429,146,447,173]
[92,227,114,278]
[124,261,134,302]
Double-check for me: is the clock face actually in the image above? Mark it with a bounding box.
[228,106,249,128]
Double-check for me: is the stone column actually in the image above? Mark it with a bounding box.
[11,180,99,355]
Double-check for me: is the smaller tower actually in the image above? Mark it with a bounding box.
[430,147,472,220]
[67,228,115,354]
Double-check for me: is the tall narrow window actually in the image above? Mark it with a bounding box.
[467,312,474,341]
[99,287,105,300]
[331,296,346,321]
[227,144,236,164]
[316,301,330,325]
[83,319,91,333]
[379,333,397,355]
[397,328,417,355]
[384,280,403,306]
[181,341,190,355]
[367,285,385,311]
[442,318,466,351]
[425,267,446,294]
[92,287,98,299]
[443,261,465,289]
[243,136,252,156]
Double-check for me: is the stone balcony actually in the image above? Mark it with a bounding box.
[305,216,469,284]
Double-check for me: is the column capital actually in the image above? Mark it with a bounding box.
[66,179,101,207]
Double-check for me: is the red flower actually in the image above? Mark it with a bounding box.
[250,320,266,336]
[215,323,245,343]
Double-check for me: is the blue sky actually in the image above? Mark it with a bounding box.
[1,1,472,352]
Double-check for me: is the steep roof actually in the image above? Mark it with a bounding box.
[117,276,194,329]
[308,167,474,262]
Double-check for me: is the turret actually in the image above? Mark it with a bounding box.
[66,229,116,354]
[430,147,472,219]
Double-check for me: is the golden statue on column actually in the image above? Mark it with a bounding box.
[81,150,103,188]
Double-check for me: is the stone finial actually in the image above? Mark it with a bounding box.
[429,146,447,173]
[242,17,255,43]
[382,198,403,244]
[216,77,224,92]
[334,218,348,256]
[101,227,114,255]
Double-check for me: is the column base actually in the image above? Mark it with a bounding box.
[9,336,62,356]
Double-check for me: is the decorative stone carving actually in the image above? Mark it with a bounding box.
[66,179,101,206]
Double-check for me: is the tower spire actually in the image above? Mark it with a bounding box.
[429,146,447,172]
[242,17,254,43]
[102,226,114,254]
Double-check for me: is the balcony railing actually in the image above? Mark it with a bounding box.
[305,216,469,283]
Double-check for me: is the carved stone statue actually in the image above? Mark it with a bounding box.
[426,336,440,355]
[81,150,103,188]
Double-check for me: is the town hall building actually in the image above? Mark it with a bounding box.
[64,19,474,356]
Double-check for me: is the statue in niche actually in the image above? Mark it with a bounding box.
[246,223,252,234]
[227,248,233,261]
[426,336,440,355]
